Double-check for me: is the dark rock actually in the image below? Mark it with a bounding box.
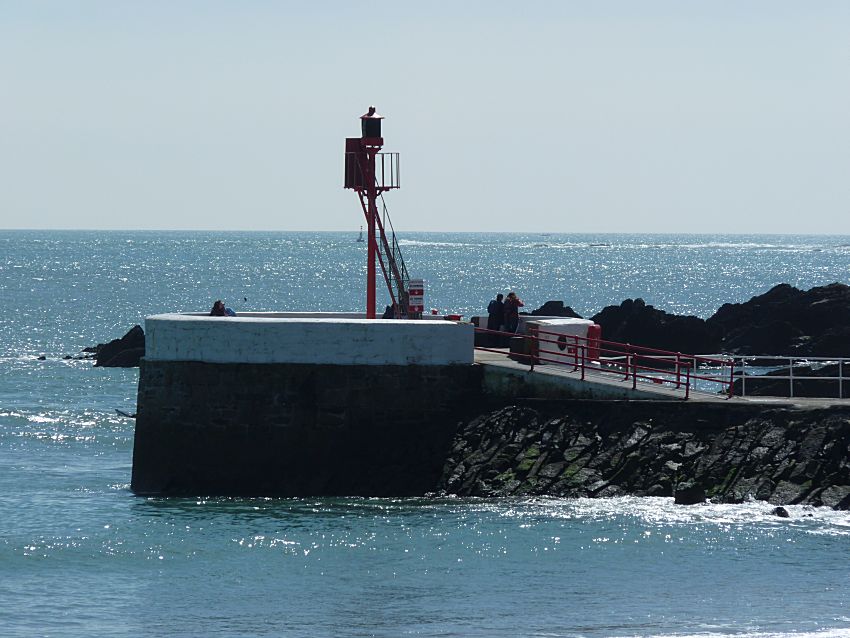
[101,347,145,368]
[645,483,671,497]
[591,299,719,354]
[771,506,790,517]
[733,363,846,398]
[438,402,850,510]
[721,321,803,356]
[528,301,582,319]
[556,282,850,364]
[707,283,850,356]
[94,325,145,368]
[674,480,706,505]
[808,327,850,358]
[816,485,850,509]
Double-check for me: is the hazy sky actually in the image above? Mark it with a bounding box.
[1,1,848,233]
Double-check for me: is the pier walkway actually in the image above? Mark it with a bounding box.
[474,348,849,408]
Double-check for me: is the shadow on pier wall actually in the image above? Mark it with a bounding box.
[131,360,484,497]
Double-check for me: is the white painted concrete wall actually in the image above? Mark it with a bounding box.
[527,318,596,367]
[472,315,586,333]
[184,312,368,319]
[145,314,474,365]
[517,315,591,334]
[526,317,595,336]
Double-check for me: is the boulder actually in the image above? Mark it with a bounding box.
[674,480,706,505]
[591,298,720,354]
[94,325,145,368]
[707,283,850,356]
[100,347,145,368]
[527,300,582,319]
[581,283,850,359]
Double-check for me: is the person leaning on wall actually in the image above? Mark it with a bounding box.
[209,300,237,317]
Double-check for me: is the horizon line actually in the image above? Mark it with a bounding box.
[2,228,850,238]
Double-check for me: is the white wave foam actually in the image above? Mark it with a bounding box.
[397,239,483,248]
[632,630,850,638]
[467,495,850,536]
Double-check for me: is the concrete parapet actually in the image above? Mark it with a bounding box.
[145,313,474,366]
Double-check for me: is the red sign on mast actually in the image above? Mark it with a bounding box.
[408,279,425,314]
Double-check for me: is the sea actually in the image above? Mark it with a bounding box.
[2,230,850,638]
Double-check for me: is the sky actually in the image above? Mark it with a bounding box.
[1,1,848,233]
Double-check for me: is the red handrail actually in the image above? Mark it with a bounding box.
[475,326,734,399]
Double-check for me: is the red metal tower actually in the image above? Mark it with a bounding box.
[344,107,409,319]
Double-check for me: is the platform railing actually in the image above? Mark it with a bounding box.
[344,151,400,190]
[734,356,848,399]
[474,327,735,400]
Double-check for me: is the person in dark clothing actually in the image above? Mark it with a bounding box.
[486,293,504,332]
[210,300,226,316]
[503,291,524,332]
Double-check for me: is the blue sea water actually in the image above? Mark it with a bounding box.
[2,230,850,637]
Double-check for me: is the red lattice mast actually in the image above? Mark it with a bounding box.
[343,107,407,319]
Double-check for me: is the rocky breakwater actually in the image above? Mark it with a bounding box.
[438,401,850,510]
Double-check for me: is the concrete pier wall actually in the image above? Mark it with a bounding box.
[131,360,482,496]
[481,363,678,400]
[132,314,480,496]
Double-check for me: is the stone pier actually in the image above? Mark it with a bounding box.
[131,313,479,496]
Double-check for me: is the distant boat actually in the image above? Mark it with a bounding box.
[357,226,364,243]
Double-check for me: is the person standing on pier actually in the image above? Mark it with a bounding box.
[503,291,524,332]
[487,293,504,332]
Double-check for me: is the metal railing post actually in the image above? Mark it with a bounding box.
[789,358,794,398]
[728,356,735,398]
[581,345,586,380]
[684,364,691,400]
[573,335,579,371]
[675,352,682,389]
[632,349,638,390]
